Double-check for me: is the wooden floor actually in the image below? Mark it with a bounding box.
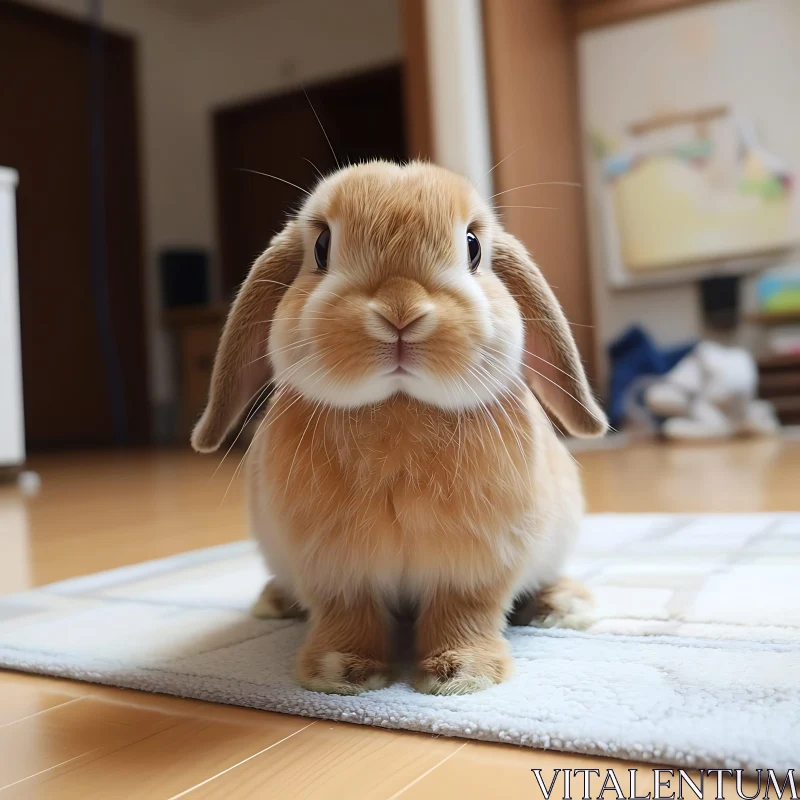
[0,437,797,798]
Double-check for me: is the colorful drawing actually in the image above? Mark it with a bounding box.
[757,270,800,313]
[596,107,798,272]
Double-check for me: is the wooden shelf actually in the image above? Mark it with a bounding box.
[758,353,800,370]
[769,396,800,413]
[757,350,800,426]
[746,310,800,326]
[161,305,229,439]
[759,371,800,395]
[569,0,719,32]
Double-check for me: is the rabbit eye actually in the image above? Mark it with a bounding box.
[467,230,481,273]
[314,227,331,271]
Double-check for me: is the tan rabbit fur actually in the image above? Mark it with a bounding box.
[193,161,606,696]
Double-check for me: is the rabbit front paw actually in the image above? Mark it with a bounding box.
[296,595,391,694]
[415,639,512,695]
[297,650,390,695]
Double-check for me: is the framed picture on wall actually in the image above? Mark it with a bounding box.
[579,0,800,287]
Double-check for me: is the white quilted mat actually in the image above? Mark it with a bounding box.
[1,513,798,770]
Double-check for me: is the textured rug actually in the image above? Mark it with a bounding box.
[0,513,798,771]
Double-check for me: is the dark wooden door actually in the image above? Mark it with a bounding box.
[215,66,407,295]
[0,2,149,449]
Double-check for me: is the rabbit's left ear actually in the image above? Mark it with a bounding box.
[491,231,607,438]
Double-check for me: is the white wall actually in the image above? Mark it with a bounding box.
[424,0,493,194]
[578,0,800,384]
[21,0,402,417]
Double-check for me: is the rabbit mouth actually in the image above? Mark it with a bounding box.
[382,340,420,377]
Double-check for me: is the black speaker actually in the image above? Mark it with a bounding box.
[160,249,210,308]
[700,274,740,330]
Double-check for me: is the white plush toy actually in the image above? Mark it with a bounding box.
[644,341,779,440]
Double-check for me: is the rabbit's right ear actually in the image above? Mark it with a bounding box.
[191,222,305,453]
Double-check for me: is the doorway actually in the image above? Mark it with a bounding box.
[214,65,407,295]
[0,2,149,449]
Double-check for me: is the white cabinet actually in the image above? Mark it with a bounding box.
[0,167,25,468]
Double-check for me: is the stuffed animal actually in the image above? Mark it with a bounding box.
[644,341,779,440]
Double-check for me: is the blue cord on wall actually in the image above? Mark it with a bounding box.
[88,0,128,445]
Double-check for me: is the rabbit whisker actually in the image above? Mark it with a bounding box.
[252,278,348,305]
[246,334,330,366]
[478,145,525,186]
[484,340,583,386]
[211,380,274,478]
[485,339,612,432]
[494,205,558,211]
[273,345,337,389]
[264,317,338,322]
[473,359,531,421]
[302,156,324,181]
[307,371,349,486]
[519,317,594,329]
[217,340,333,476]
[284,360,345,492]
[248,314,338,326]
[494,345,610,431]
[480,352,580,465]
[462,366,524,486]
[235,168,310,196]
[473,366,529,456]
[220,349,335,504]
[488,181,581,201]
[465,365,527,474]
[303,87,340,170]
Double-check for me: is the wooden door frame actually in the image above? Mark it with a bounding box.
[480,0,597,379]
[567,0,722,32]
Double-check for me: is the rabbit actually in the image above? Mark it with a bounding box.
[192,161,607,696]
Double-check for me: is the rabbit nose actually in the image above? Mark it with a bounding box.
[368,277,437,342]
[373,306,430,333]
[369,302,437,342]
